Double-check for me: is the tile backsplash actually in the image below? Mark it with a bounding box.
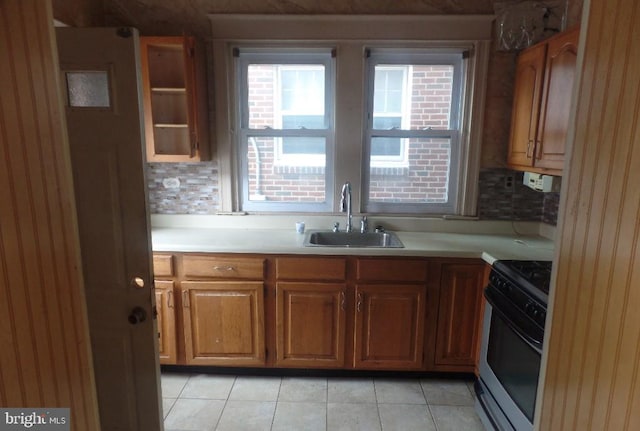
[146,164,560,225]
[146,162,219,214]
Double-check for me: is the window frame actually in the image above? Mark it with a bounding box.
[210,15,493,216]
[236,48,335,212]
[363,49,466,214]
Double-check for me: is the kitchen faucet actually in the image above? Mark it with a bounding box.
[340,182,352,232]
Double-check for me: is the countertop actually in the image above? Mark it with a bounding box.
[151,227,555,265]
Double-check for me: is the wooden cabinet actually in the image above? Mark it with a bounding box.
[182,281,265,366]
[152,252,486,373]
[275,282,346,368]
[152,254,177,364]
[508,28,579,175]
[140,36,209,162]
[534,29,580,171]
[275,257,347,368]
[354,284,426,370]
[180,255,266,366]
[434,263,486,369]
[155,280,177,364]
[353,258,428,370]
[508,43,547,168]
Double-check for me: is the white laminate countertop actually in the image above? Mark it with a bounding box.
[152,227,555,265]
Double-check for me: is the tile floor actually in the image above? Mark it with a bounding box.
[161,372,485,431]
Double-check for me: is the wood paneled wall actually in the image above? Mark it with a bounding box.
[0,1,100,429]
[539,0,640,429]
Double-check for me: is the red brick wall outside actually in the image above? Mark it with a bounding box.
[245,64,453,204]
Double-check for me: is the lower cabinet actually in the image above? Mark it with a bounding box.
[181,281,265,366]
[434,263,487,369]
[152,253,486,373]
[354,284,426,370]
[275,282,346,368]
[155,280,176,364]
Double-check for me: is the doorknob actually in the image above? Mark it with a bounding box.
[128,306,147,325]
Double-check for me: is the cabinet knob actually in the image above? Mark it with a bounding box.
[357,293,363,312]
[128,306,147,325]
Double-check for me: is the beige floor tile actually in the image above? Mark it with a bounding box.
[421,379,475,406]
[271,401,326,431]
[278,377,327,402]
[378,403,437,431]
[181,374,236,400]
[229,376,282,401]
[163,398,225,431]
[328,378,376,403]
[327,403,381,431]
[161,373,191,398]
[429,405,485,431]
[163,398,177,419]
[215,400,276,431]
[374,379,426,404]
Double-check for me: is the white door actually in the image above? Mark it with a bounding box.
[56,27,162,430]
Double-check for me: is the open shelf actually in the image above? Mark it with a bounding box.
[141,36,209,162]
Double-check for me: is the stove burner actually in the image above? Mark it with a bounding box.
[493,260,552,296]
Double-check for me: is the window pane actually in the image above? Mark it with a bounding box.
[66,71,110,107]
[246,136,326,202]
[369,138,451,203]
[373,65,454,130]
[371,136,402,157]
[248,64,325,129]
[282,136,325,155]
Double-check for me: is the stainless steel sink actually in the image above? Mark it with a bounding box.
[303,231,404,248]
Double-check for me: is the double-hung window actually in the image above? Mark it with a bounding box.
[236,49,334,211]
[364,49,465,214]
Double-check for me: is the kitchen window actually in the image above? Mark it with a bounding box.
[236,49,335,212]
[211,15,492,216]
[364,50,464,214]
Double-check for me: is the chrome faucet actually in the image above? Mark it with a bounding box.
[340,182,352,232]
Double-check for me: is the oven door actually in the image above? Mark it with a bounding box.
[477,294,543,431]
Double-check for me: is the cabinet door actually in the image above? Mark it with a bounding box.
[435,264,485,367]
[535,28,579,171]
[182,281,265,366]
[275,282,346,368]
[155,281,176,364]
[354,284,426,370]
[140,36,209,162]
[508,43,547,168]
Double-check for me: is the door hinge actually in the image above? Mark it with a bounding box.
[116,27,133,38]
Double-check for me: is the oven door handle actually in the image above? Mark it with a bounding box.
[485,289,543,354]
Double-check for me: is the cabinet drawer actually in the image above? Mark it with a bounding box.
[153,254,174,277]
[356,258,427,282]
[183,255,265,280]
[276,257,346,281]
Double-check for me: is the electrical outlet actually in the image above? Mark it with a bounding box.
[504,174,514,190]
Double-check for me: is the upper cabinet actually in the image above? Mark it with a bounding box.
[507,28,579,175]
[140,36,209,162]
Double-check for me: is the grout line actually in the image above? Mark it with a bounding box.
[212,375,236,431]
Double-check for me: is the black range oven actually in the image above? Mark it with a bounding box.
[475,260,552,431]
